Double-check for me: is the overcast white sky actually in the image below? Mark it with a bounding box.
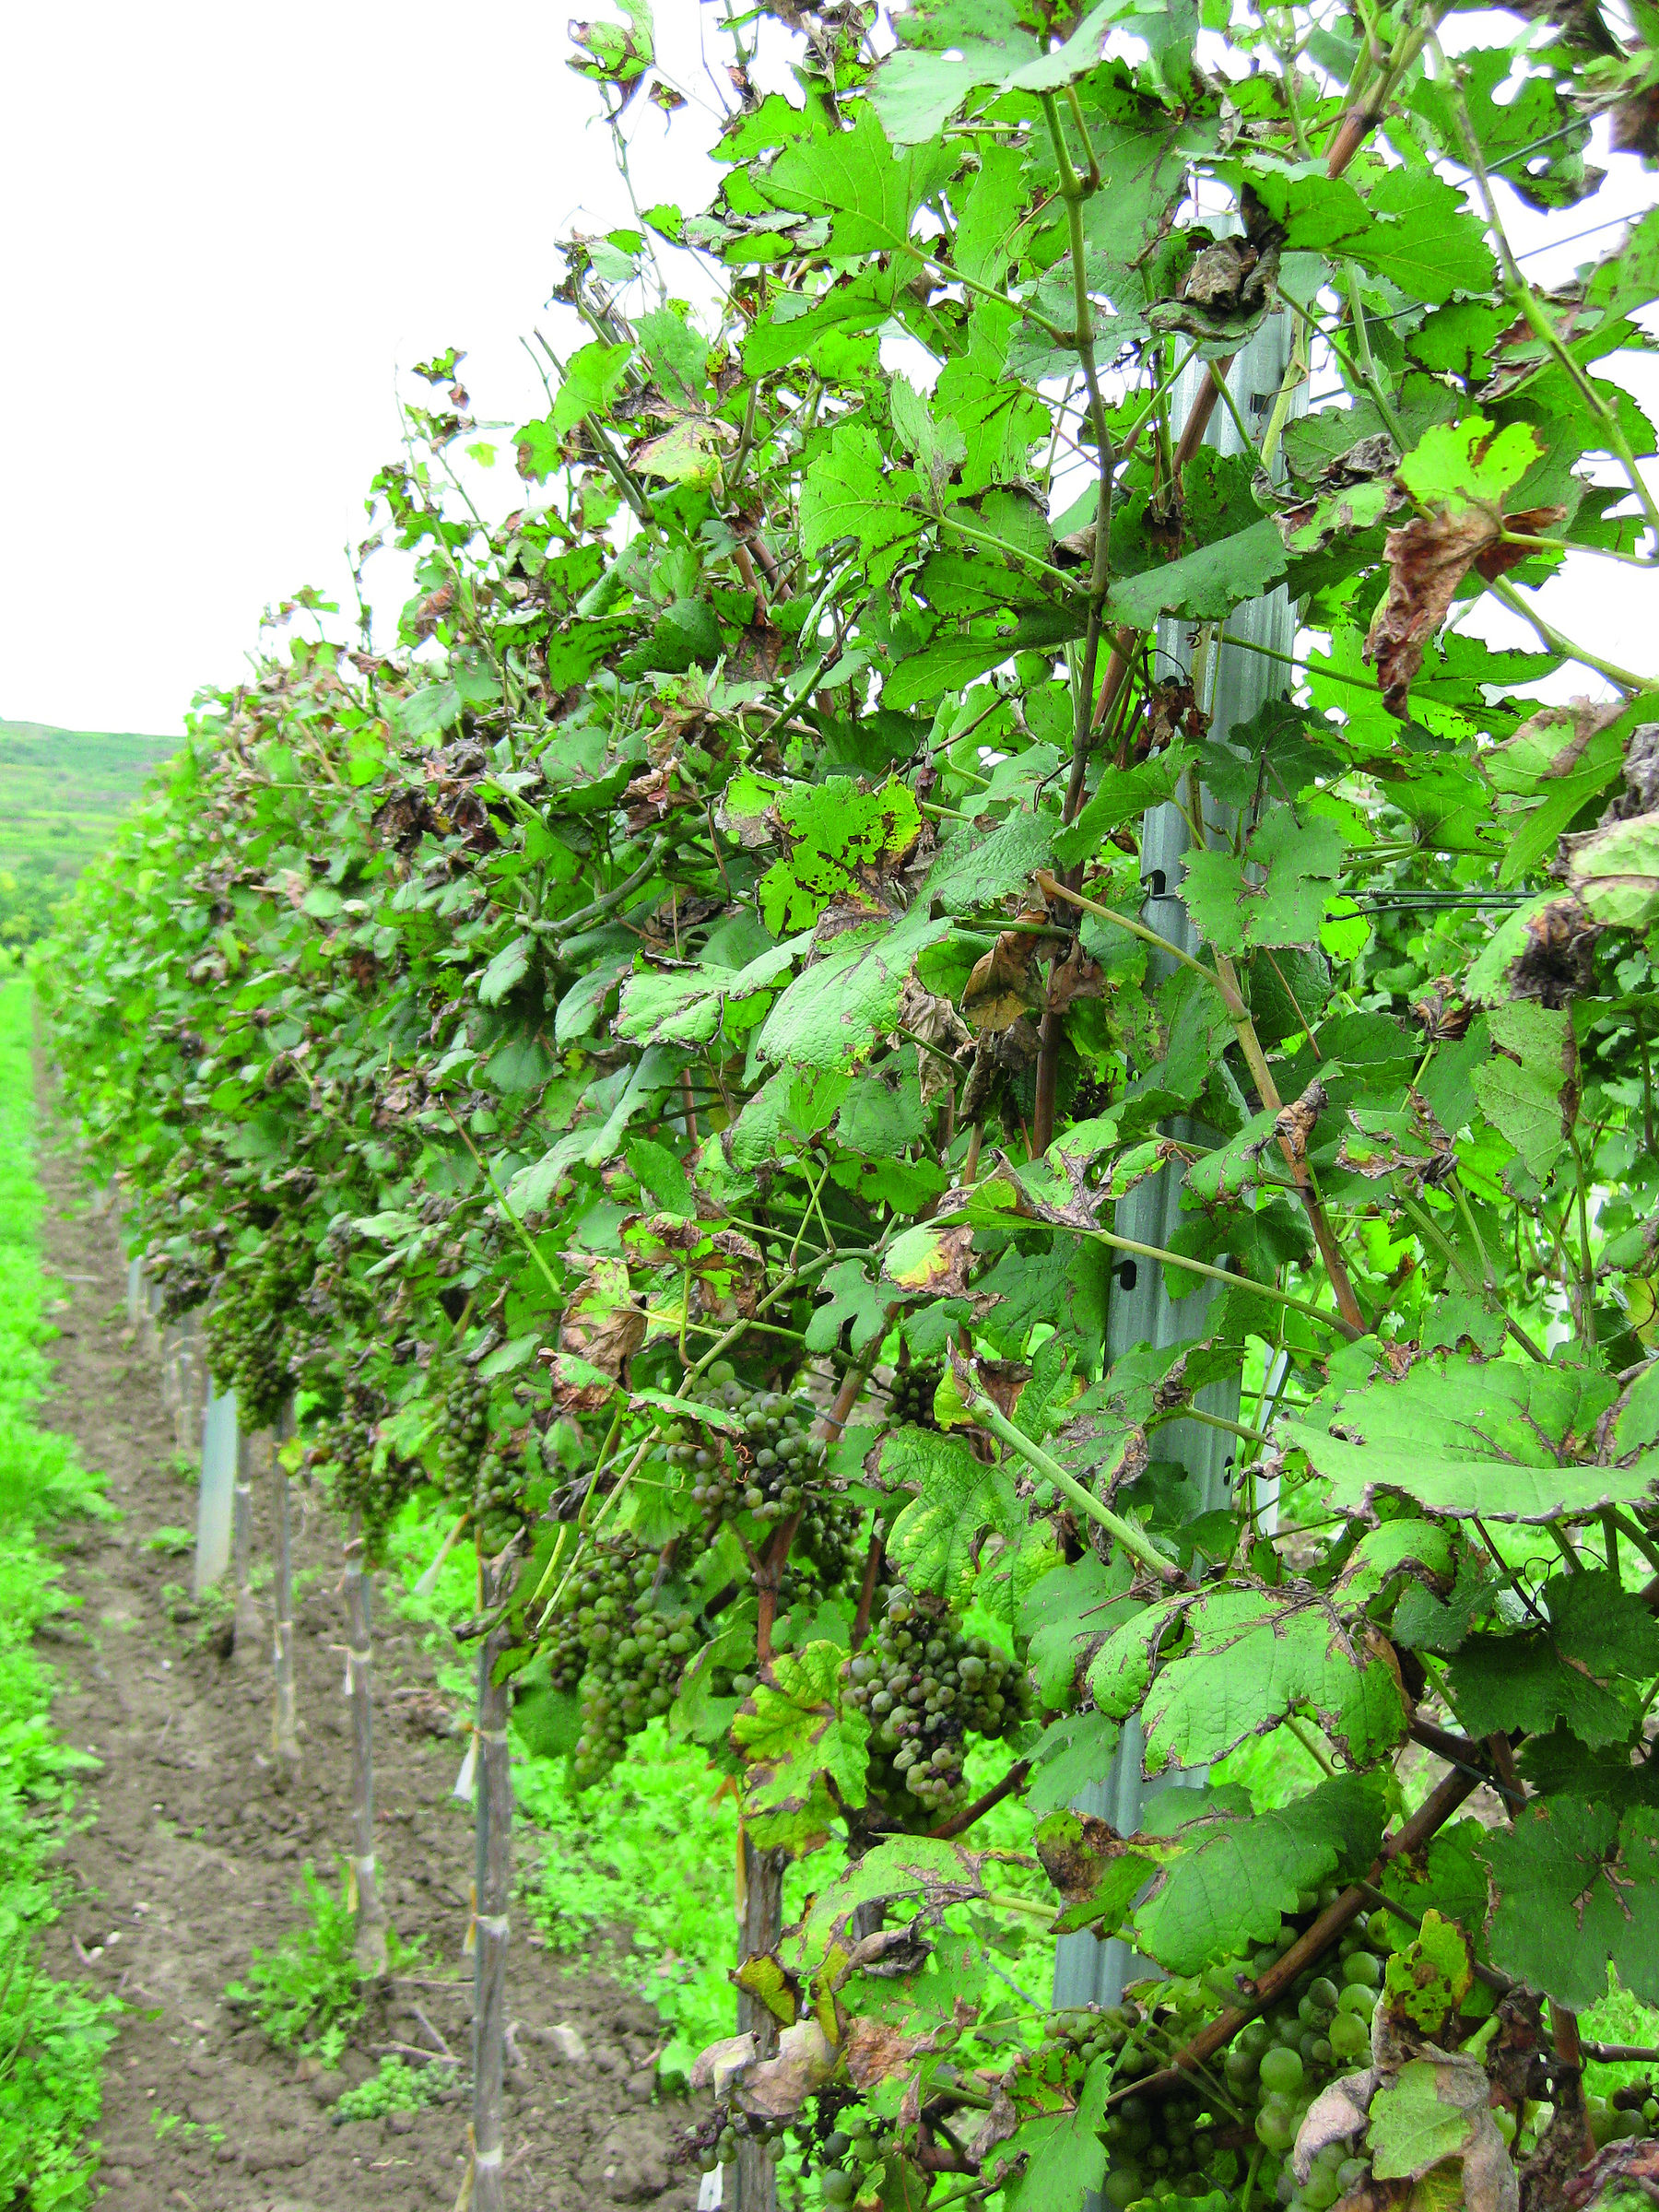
[0,2,757,735]
[1,4,1653,736]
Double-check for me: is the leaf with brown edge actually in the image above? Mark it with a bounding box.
[881,1220,975,1297]
[557,1254,646,1377]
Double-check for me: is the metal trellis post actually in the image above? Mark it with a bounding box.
[1053,311,1300,2020]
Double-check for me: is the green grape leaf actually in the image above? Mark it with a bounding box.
[871,0,1157,144]
[1038,1774,1386,1974]
[993,2054,1112,2212]
[1104,518,1288,627]
[615,935,806,1048]
[799,421,925,567]
[735,1641,869,1852]
[1025,1709,1124,1818]
[766,103,957,257]
[875,1427,1023,1607]
[477,931,534,1006]
[1019,1555,1139,1709]
[1446,1571,1659,1749]
[805,1259,892,1357]
[759,904,957,1071]
[1470,998,1572,1181]
[1477,1798,1659,2008]
[1091,1583,1406,1775]
[1397,418,1543,510]
[788,1834,1025,1967]
[1285,1351,1656,1522]
[550,339,635,432]
[1347,171,1498,304]
[1182,810,1346,953]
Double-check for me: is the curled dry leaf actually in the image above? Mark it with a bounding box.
[690,2030,759,2096]
[962,926,1046,1033]
[892,974,972,1106]
[558,1255,647,1379]
[1365,503,1565,716]
[734,2018,837,2118]
[1292,2068,1379,2183]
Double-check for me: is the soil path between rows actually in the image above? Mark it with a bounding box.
[30,1058,703,2212]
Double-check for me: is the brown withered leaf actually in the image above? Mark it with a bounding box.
[965,2087,1020,2168]
[1606,720,1659,821]
[690,2032,758,2096]
[1048,939,1103,1014]
[622,761,683,831]
[841,2016,938,2090]
[1365,504,1565,716]
[975,1359,1032,1419]
[541,1350,622,1415]
[1508,893,1601,1007]
[1145,677,1209,753]
[892,974,971,1106]
[734,2019,837,2118]
[1563,2135,1659,2207]
[1275,1077,1328,1162]
[1292,2069,1378,2183]
[558,1256,646,1379]
[963,928,1044,1032]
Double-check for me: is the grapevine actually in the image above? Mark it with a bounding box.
[41,1,1659,2206]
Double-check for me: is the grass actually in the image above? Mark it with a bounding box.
[0,969,121,2207]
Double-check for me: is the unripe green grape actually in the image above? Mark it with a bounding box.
[1260,2048,1304,2097]
[1255,2100,1297,2152]
[1341,1950,1382,1988]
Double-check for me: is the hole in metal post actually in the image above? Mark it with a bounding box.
[1115,1260,1138,1290]
[1145,868,1168,899]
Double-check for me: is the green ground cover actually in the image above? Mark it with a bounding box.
[0,971,119,2205]
[0,723,175,947]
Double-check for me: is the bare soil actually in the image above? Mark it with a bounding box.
[30,1067,705,2212]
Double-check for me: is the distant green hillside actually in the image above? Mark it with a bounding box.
[0,719,178,945]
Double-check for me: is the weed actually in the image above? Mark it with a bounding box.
[332,2055,441,2123]
[226,1860,420,2065]
[141,1526,194,1557]
[226,1862,369,2065]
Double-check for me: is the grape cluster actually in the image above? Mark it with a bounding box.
[546,1534,698,1787]
[204,1242,305,1428]
[690,2108,793,2175]
[313,1382,417,1552]
[841,1583,1028,1818]
[888,1363,942,1430]
[1194,1915,1392,2212]
[804,2113,890,2202]
[658,1376,860,1590]
[665,1380,830,1521]
[473,1439,526,1549]
[434,1368,490,1491]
